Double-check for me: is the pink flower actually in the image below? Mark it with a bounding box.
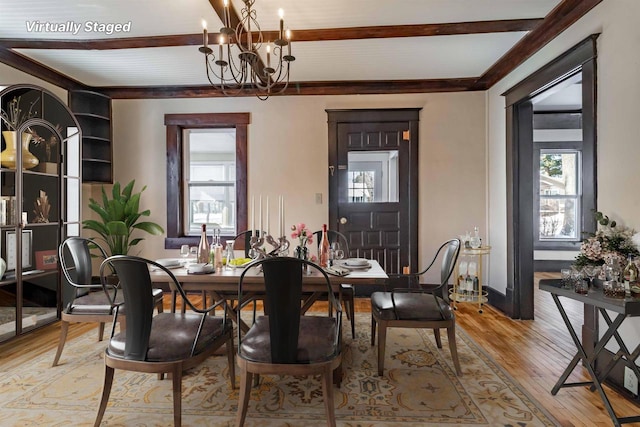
[291,230,299,239]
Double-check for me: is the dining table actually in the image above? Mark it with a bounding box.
[149,258,388,332]
[150,258,388,385]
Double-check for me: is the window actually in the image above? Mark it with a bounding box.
[347,150,399,203]
[164,113,249,248]
[184,128,236,236]
[538,150,581,240]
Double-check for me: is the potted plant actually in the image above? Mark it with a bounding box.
[82,180,164,256]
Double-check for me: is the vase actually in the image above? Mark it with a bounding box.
[295,245,308,260]
[1,130,39,170]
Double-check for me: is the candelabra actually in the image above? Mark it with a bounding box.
[249,232,289,260]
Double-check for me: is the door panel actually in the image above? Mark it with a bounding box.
[327,111,419,279]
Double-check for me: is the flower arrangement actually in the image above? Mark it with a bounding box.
[1,96,39,131]
[574,211,640,270]
[291,223,313,248]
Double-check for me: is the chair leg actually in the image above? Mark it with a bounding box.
[97,322,105,341]
[236,369,253,427]
[172,365,183,427]
[226,333,236,389]
[433,328,442,348]
[377,320,387,376]
[371,314,376,346]
[52,320,69,367]
[346,297,355,339]
[171,290,177,313]
[447,325,463,376]
[94,365,115,427]
[321,365,337,427]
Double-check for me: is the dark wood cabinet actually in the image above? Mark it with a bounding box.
[0,84,82,342]
[68,90,113,183]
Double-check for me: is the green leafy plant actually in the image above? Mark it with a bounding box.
[82,180,164,255]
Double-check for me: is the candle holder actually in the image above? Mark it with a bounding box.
[250,232,290,260]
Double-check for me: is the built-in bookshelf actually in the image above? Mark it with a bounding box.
[68,90,113,183]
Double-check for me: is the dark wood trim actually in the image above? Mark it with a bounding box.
[486,286,508,315]
[0,46,84,90]
[504,35,599,105]
[99,78,478,99]
[164,112,250,126]
[164,112,250,249]
[505,36,597,321]
[473,0,603,90]
[0,19,543,50]
[533,260,573,272]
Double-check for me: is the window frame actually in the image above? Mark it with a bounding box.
[164,113,249,249]
[534,147,582,243]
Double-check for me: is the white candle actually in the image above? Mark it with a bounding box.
[259,195,263,234]
[266,196,270,236]
[251,196,255,232]
[281,197,285,237]
[278,195,282,237]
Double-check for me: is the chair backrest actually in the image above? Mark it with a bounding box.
[312,229,350,254]
[436,239,461,301]
[59,237,108,289]
[238,257,335,363]
[100,256,156,361]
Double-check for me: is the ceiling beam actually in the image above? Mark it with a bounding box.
[472,0,603,90]
[0,19,542,50]
[98,78,479,99]
[0,46,84,90]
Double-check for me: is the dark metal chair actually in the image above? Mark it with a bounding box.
[235,257,342,427]
[313,229,356,338]
[94,255,235,427]
[53,237,163,367]
[370,238,462,376]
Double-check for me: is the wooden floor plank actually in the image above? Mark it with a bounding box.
[2,276,640,425]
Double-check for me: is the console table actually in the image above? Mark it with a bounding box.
[539,279,640,427]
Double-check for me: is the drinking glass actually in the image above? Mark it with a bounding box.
[582,265,599,289]
[561,268,572,288]
[180,244,190,258]
[331,242,345,261]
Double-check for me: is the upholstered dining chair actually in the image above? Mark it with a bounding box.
[370,238,462,376]
[235,257,342,427]
[53,237,164,367]
[94,255,235,427]
[313,229,356,338]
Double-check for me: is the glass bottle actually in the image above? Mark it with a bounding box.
[213,228,223,270]
[319,224,330,267]
[225,241,235,270]
[623,255,639,295]
[470,227,481,249]
[197,224,210,264]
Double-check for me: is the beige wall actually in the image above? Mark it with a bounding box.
[487,0,640,294]
[110,92,486,282]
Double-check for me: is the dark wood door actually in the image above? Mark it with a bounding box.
[327,109,419,278]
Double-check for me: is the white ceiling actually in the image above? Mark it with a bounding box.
[0,0,563,88]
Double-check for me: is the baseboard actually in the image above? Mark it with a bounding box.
[534,260,573,272]
[487,287,507,314]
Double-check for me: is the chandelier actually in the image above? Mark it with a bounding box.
[199,0,295,100]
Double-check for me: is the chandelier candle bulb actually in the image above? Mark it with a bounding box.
[286,28,291,55]
[266,44,271,68]
[218,35,223,59]
[278,8,284,40]
[202,20,208,48]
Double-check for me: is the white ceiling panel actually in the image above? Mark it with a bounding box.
[0,0,571,90]
[0,0,223,38]
[289,32,527,81]
[15,46,210,86]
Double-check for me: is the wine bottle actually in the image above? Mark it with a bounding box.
[214,228,223,270]
[623,255,639,296]
[319,224,330,268]
[197,224,210,264]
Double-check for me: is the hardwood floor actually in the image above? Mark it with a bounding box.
[1,281,639,426]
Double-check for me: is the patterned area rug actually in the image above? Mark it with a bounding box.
[0,314,559,426]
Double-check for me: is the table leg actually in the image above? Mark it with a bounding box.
[550,294,628,426]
